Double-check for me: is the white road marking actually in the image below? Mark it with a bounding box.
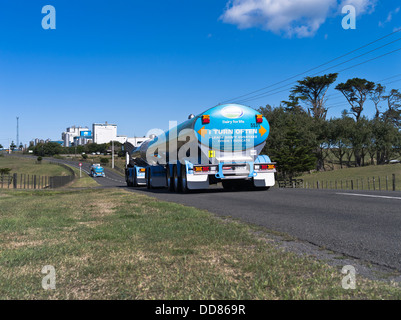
[336,193,401,200]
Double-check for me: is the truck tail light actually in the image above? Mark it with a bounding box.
[260,164,275,170]
[256,115,263,124]
[139,168,146,172]
[202,115,210,124]
[194,166,210,172]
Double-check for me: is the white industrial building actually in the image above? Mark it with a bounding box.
[126,137,148,148]
[60,123,142,147]
[93,122,127,144]
[62,126,91,147]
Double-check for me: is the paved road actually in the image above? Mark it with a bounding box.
[17,156,401,272]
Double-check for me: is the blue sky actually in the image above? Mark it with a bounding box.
[0,0,400,146]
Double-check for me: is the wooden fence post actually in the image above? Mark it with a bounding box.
[393,174,396,191]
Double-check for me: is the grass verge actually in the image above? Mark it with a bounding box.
[66,167,100,188]
[0,156,70,177]
[0,188,400,299]
[299,163,401,191]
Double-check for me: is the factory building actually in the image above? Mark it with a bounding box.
[126,137,148,148]
[60,123,139,147]
[62,126,92,147]
[93,122,127,144]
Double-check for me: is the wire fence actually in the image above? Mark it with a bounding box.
[0,163,76,190]
[279,174,399,192]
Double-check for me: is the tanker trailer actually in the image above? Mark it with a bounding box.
[125,104,276,192]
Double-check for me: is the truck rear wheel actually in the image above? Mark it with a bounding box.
[133,169,138,187]
[146,168,152,189]
[166,165,174,192]
[173,165,181,192]
[180,165,189,193]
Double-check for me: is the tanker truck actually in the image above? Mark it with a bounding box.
[125,104,276,192]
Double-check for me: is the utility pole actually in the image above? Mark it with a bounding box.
[16,117,19,150]
[112,140,115,169]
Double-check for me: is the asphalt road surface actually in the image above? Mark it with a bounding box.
[21,156,401,272]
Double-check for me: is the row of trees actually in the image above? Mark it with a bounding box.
[260,73,401,178]
[0,142,20,150]
[29,141,124,157]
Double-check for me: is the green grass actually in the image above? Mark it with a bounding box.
[0,157,70,177]
[0,188,400,299]
[299,163,401,191]
[66,167,100,188]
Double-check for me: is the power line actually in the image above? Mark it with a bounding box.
[237,46,401,104]
[219,28,401,104]
[236,42,401,103]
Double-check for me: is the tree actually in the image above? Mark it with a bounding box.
[351,117,372,167]
[383,89,401,128]
[0,144,3,149]
[335,78,375,121]
[33,142,63,157]
[328,117,353,169]
[0,168,11,175]
[10,141,16,151]
[259,105,318,177]
[370,83,386,119]
[371,118,400,164]
[273,120,317,179]
[281,94,305,114]
[291,73,338,120]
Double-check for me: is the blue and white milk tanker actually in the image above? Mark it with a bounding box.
[125,104,276,192]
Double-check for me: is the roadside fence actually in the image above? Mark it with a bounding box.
[304,174,398,192]
[0,163,76,190]
[278,175,399,192]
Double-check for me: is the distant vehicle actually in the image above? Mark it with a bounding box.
[90,164,105,177]
[96,152,101,155]
[389,160,401,164]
